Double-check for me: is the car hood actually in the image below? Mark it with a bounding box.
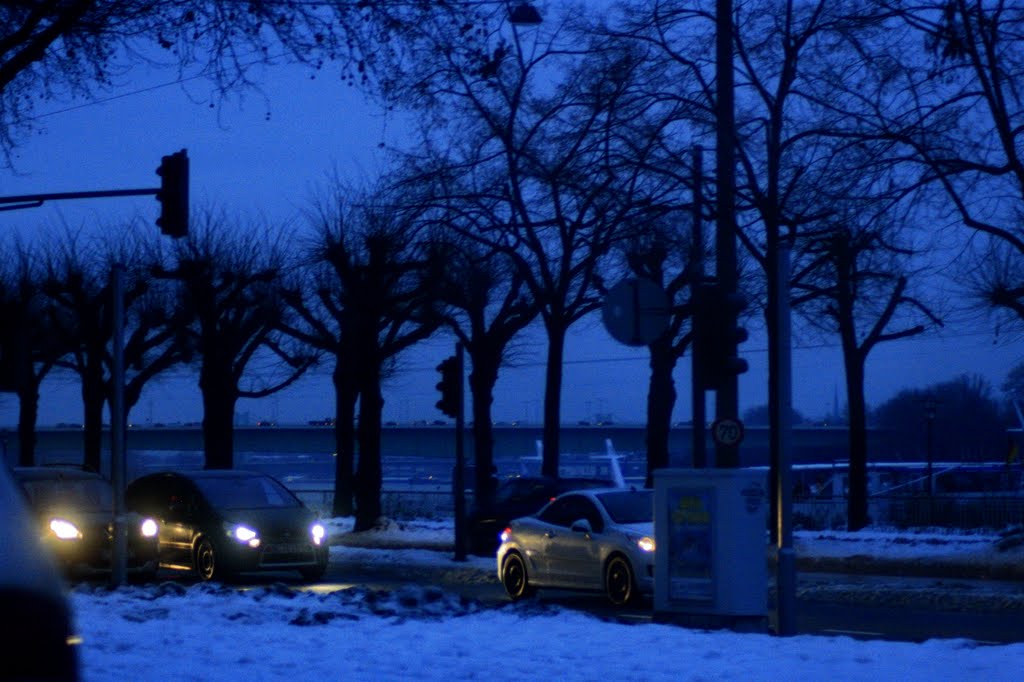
[617,521,654,535]
[217,507,318,534]
[34,507,146,527]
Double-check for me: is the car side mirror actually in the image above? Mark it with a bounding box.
[570,518,592,534]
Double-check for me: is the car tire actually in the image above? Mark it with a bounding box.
[501,551,535,600]
[194,537,223,582]
[604,554,636,606]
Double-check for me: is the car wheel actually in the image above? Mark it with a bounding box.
[501,551,534,600]
[604,554,636,606]
[194,537,221,582]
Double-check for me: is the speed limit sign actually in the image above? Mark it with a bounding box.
[711,417,745,447]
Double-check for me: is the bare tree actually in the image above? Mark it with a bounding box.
[284,189,444,529]
[0,1,435,162]
[390,10,674,476]
[159,212,313,470]
[870,1,1024,328]
[39,226,189,471]
[427,234,538,509]
[792,212,942,529]
[0,236,69,465]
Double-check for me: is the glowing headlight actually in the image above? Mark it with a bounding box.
[311,523,325,546]
[232,525,260,547]
[140,518,158,538]
[636,536,656,553]
[49,518,82,540]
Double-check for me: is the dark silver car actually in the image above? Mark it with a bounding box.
[125,470,328,582]
[497,487,655,605]
[13,467,159,580]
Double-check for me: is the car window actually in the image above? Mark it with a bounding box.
[496,478,551,504]
[193,476,301,510]
[596,490,653,524]
[538,494,603,531]
[21,477,113,512]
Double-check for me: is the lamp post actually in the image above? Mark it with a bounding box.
[509,2,542,26]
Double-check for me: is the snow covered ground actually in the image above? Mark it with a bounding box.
[68,518,1024,681]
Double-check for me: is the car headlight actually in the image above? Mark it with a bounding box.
[228,524,261,548]
[49,518,82,541]
[311,523,325,546]
[140,518,158,538]
[635,535,655,553]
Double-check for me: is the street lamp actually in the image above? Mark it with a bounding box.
[509,2,542,25]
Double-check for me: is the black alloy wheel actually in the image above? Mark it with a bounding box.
[501,552,534,600]
[195,537,220,582]
[604,555,635,606]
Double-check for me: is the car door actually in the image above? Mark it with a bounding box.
[536,495,603,588]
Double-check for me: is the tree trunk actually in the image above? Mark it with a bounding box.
[845,355,869,531]
[469,353,500,509]
[200,368,237,470]
[331,362,358,517]
[16,379,40,467]
[354,369,384,531]
[541,324,566,478]
[645,336,678,488]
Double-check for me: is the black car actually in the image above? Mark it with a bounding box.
[466,475,613,556]
[0,464,79,681]
[124,470,329,582]
[13,466,160,580]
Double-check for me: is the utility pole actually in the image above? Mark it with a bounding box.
[714,0,742,468]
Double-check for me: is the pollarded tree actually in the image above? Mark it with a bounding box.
[160,212,313,470]
[287,189,444,529]
[0,236,69,466]
[426,234,539,509]
[41,226,190,472]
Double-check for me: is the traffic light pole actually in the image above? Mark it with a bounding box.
[715,0,741,469]
[0,187,160,211]
[110,264,128,588]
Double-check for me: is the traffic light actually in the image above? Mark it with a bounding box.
[693,285,749,390]
[156,149,189,238]
[435,355,461,418]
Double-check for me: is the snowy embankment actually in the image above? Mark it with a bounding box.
[65,517,1024,681]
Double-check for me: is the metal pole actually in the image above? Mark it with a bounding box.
[714,0,740,468]
[110,264,127,587]
[691,146,707,469]
[453,342,467,561]
[774,243,797,636]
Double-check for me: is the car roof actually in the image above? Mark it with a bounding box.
[12,466,105,482]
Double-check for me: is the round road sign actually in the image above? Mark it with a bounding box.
[601,278,670,347]
[711,417,745,447]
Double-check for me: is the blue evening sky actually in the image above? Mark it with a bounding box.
[0,55,1020,429]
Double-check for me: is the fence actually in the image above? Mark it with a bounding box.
[297,485,1023,531]
[794,495,1024,531]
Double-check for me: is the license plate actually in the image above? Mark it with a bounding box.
[266,543,307,554]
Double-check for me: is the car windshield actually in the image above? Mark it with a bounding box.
[597,490,653,524]
[21,478,113,512]
[194,476,301,510]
